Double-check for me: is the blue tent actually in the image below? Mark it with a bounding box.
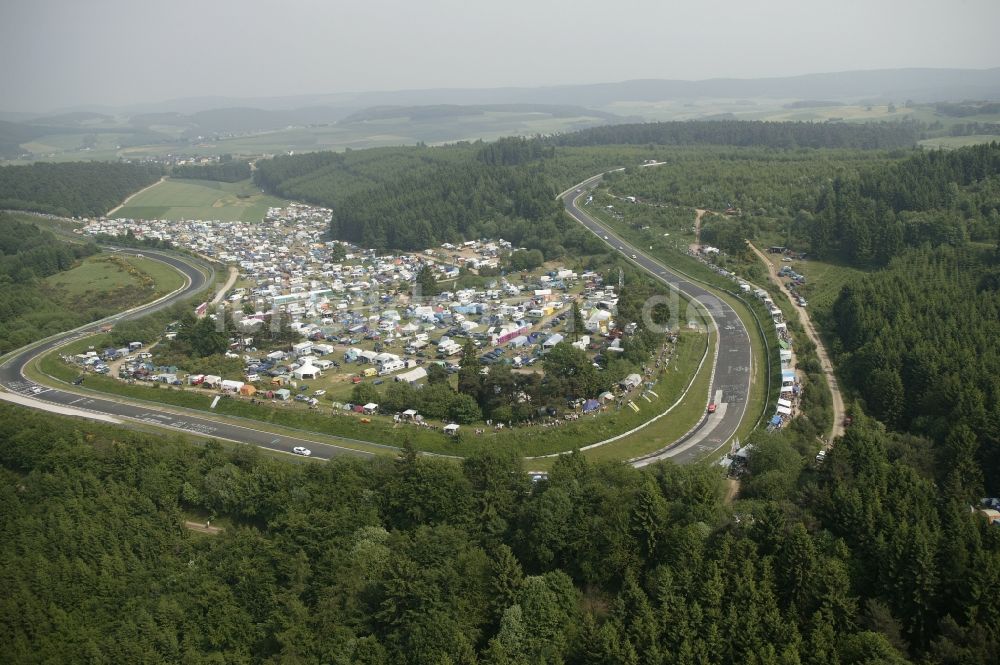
[583,399,600,413]
[770,415,782,426]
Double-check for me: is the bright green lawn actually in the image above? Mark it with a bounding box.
[113,178,288,222]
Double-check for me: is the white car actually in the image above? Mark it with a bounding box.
[292,446,312,456]
[312,389,326,396]
[30,386,43,394]
[603,235,609,240]
[631,254,637,259]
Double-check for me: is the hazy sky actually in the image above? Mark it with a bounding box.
[2,0,998,112]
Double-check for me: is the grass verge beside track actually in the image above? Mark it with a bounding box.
[34,330,711,459]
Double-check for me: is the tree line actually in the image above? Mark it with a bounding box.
[254,143,606,258]
[171,156,251,182]
[0,161,163,217]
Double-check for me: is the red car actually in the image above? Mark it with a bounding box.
[707,402,717,414]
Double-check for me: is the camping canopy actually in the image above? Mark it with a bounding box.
[770,415,782,426]
[583,399,600,413]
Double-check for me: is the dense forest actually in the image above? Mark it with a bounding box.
[810,143,1000,266]
[3,400,999,664]
[830,244,1000,489]
[0,215,99,353]
[0,161,162,217]
[171,156,252,182]
[254,143,604,256]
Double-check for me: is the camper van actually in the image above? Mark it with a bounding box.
[378,360,405,376]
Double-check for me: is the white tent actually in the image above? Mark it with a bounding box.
[776,405,792,415]
[777,398,793,408]
[293,359,321,380]
[443,424,460,436]
[395,367,428,384]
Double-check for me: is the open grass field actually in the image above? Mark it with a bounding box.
[42,253,187,302]
[755,251,865,313]
[127,255,187,294]
[112,177,288,222]
[43,255,143,296]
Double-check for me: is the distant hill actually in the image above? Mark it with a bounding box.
[339,103,627,124]
[4,68,997,161]
[26,111,113,127]
[33,68,1000,118]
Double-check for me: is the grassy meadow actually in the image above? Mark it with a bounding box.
[112,177,288,222]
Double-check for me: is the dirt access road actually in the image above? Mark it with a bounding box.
[690,208,708,252]
[749,242,845,444]
[106,177,166,217]
[211,266,239,306]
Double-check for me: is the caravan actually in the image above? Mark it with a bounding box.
[378,360,405,376]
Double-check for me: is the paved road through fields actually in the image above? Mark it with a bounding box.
[561,175,754,464]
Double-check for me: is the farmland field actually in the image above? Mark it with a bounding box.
[918,134,1000,149]
[112,177,289,222]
